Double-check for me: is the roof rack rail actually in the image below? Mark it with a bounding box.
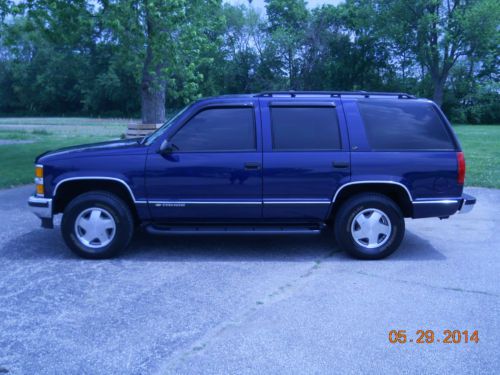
[254,91,416,99]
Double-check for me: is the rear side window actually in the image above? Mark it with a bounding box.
[171,107,255,152]
[271,107,341,150]
[358,101,455,150]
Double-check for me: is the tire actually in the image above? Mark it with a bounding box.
[334,193,405,260]
[61,191,134,259]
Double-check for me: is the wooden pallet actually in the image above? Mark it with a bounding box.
[126,123,161,138]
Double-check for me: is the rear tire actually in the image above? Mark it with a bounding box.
[61,191,134,259]
[334,193,405,260]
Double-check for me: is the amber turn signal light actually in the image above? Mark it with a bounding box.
[36,184,44,196]
[35,165,43,178]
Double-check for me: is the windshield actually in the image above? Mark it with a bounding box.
[141,104,191,145]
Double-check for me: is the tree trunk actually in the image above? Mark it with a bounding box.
[141,42,166,124]
[431,73,447,107]
[141,72,166,125]
[141,3,166,125]
[432,82,444,107]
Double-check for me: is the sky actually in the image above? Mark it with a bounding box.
[226,0,344,10]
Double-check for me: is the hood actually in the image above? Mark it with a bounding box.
[36,138,144,163]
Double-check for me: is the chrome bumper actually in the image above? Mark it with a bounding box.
[28,196,53,219]
[459,193,476,214]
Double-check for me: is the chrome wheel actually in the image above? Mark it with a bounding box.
[74,207,116,249]
[351,208,392,249]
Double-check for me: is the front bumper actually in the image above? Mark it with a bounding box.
[28,196,52,218]
[459,193,476,214]
[28,196,54,228]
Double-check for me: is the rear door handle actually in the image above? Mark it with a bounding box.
[332,161,349,168]
[244,162,261,170]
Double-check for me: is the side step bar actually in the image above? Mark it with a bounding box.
[144,224,325,236]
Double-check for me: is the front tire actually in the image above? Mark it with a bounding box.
[334,193,405,260]
[61,191,134,259]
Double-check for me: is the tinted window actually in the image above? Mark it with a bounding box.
[271,107,341,150]
[171,107,255,151]
[358,101,455,150]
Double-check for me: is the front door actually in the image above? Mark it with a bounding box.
[145,103,262,221]
[260,99,351,221]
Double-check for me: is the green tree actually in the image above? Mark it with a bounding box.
[0,0,10,19]
[378,0,500,106]
[213,3,269,93]
[1,0,99,114]
[265,0,308,89]
[301,4,354,90]
[0,0,498,122]
[102,0,223,124]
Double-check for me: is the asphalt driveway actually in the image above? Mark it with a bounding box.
[0,186,498,374]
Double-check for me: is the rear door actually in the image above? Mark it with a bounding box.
[260,98,351,221]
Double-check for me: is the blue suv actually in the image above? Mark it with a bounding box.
[28,91,476,259]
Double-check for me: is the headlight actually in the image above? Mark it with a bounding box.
[35,164,44,196]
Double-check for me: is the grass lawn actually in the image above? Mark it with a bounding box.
[0,118,131,188]
[0,118,498,189]
[453,125,500,189]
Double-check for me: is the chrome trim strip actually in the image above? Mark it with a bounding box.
[149,200,262,205]
[332,181,413,203]
[264,200,331,205]
[53,177,139,202]
[412,199,460,205]
[148,200,332,206]
[28,196,52,219]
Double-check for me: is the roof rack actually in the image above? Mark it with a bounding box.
[254,91,416,99]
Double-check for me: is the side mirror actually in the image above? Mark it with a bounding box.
[159,139,172,155]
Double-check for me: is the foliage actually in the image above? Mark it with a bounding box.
[264,0,308,88]
[0,0,498,123]
[99,0,223,123]
[376,0,500,105]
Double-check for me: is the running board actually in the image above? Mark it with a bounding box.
[144,224,325,236]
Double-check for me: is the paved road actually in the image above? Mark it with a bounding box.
[0,186,498,374]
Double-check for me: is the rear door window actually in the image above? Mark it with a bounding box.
[270,106,341,151]
[357,100,455,150]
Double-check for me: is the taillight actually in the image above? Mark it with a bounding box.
[457,152,465,185]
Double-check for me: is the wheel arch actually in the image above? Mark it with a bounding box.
[52,177,139,220]
[329,181,413,219]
